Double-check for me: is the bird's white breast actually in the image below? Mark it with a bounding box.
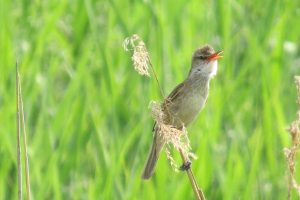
[209,61,218,77]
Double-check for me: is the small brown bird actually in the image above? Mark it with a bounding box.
[141,44,223,180]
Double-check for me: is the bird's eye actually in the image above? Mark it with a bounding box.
[199,56,204,59]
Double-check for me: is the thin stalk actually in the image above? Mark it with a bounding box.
[191,169,206,199]
[19,74,31,200]
[147,58,172,119]
[16,62,22,200]
[179,148,206,200]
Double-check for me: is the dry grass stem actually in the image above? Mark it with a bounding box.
[16,62,22,200]
[19,72,31,200]
[284,75,300,200]
[16,62,31,200]
[179,148,205,200]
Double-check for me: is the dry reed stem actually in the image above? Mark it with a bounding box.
[19,72,31,200]
[284,75,300,200]
[123,35,205,199]
[147,59,172,121]
[16,62,22,200]
[179,148,206,200]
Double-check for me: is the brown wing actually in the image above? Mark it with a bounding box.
[167,82,185,102]
[152,83,185,132]
[204,85,210,107]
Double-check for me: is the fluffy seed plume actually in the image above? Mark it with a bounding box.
[123,34,150,77]
[285,75,300,199]
[148,100,196,170]
[148,101,189,152]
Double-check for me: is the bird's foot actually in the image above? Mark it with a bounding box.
[179,161,192,171]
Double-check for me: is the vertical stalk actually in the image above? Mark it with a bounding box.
[16,62,22,200]
[19,74,31,200]
[147,58,172,119]
[179,148,206,200]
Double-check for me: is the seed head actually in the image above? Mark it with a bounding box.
[123,34,150,77]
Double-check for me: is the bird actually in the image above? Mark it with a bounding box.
[141,44,223,180]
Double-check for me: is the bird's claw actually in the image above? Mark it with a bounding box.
[179,161,192,171]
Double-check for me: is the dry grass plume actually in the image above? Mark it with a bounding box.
[285,75,300,200]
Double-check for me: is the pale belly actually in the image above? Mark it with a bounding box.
[170,92,207,128]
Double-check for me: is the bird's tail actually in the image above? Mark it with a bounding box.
[141,131,165,180]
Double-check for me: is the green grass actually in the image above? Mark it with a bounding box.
[1,0,300,199]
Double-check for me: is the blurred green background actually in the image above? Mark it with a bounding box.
[1,0,300,199]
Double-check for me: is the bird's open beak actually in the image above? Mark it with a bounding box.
[205,51,223,61]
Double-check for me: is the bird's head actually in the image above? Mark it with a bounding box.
[189,44,223,78]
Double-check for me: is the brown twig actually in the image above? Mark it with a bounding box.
[16,62,22,200]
